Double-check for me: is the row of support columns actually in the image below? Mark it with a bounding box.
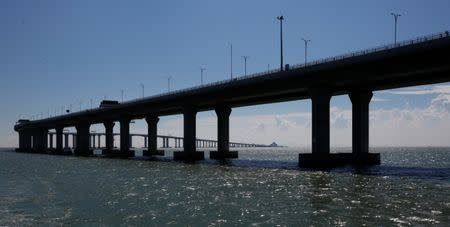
[196,140,217,148]
[16,89,379,166]
[16,104,238,161]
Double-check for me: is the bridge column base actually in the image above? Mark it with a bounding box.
[62,148,73,155]
[74,149,93,156]
[209,151,238,159]
[104,149,134,158]
[16,148,33,153]
[173,151,204,161]
[298,153,380,168]
[49,148,64,155]
[101,148,114,155]
[143,149,165,156]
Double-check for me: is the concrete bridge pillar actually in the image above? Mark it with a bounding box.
[22,130,32,151]
[119,118,134,157]
[129,135,133,148]
[43,129,49,151]
[20,130,31,151]
[72,134,76,149]
[310,88,331,156]
[49,133,53,149]
[349,91,372,154]
[144,136,148,148]
[17,130,24,151]
[97,134,101,148]
[211,106,238,159]
[55,127,63,153]
[92,135,96,149]
[64,133,69,149]
[75,123,91,156]
[174,105,204,160]
[298,88,332,167]
[143,115,164,156]
[103,121,115,154]
[26,130,32,150]
[350,90,380,164]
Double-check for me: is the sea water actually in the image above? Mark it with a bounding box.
[1,147,449,226]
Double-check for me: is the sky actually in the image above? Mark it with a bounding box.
[1,0,450,148]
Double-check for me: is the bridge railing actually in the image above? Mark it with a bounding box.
[290,31,450,70]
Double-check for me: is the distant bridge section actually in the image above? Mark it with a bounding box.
[45,132,280,150]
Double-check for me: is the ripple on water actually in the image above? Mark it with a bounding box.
[0,148,450,225]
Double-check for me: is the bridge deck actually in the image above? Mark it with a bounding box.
[15,32,450,130]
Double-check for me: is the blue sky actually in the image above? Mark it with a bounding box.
[1,0,450,147]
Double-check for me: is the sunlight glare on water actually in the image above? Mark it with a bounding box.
[0,147,449,225]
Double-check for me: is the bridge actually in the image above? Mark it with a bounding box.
[14,31,450,167]
[44,131,276,151]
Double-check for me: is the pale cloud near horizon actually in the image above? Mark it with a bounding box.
[384,85,450,95]
[372,96,389,102]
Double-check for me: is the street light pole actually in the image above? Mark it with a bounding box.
[200,67,206,85]
[391,12,401,45]
[140,83,144,98]
[167,76,172,92]
[120,89,124,102]
[277,15,284,71]
[301,38,311,65]
[242,56,250,76]
[230,43,233,79]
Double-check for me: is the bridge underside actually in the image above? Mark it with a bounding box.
[15,89,381,167]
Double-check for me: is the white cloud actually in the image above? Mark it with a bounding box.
[385,85,450,95]
[372,96,389,102]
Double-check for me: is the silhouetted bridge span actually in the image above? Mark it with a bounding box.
[45,132,274,150]
[14,31,450,167]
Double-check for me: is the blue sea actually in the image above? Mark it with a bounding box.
[1,147,449,226]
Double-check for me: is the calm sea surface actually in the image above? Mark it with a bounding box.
[1,147,449,226]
